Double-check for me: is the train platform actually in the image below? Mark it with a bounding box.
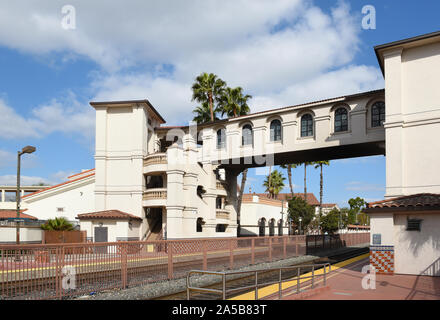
[283,256,440,300]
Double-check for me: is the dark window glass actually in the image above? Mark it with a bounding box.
[270,120,282,141]
[216,224,227,232]
[242,124,253,146]
[216,197,222,209]
[217,128,226,149]
[259,218,266,236]
[269,219,275,236]
[301,114,313,137]
[196,218,203,232]
[371,101,385,127]
[335,108,348,132]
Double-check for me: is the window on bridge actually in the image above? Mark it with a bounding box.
[372,101,385,127]
[242,124,253,146]
[301,114,314,137]
[270,119,282,142]
[335,107,348,132]
[216,128,226,149]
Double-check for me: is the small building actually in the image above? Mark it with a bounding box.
[364,193,440,276]
[0,209,42,244]
[77,210,143,242]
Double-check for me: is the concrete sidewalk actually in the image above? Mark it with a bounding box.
[286,257,440,300]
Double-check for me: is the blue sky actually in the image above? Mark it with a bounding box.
[0,1,439,208]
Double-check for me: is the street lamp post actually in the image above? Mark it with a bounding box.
[299,217,302,235]
[16,145,36,245]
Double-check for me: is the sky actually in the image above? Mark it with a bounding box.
[0,1,439,208]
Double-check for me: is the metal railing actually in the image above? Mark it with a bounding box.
[186,263,331,300]
[0,233,367,300]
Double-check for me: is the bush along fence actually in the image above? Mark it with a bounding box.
[0,233,369,300]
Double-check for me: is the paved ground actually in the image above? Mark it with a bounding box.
[285,257,440,300]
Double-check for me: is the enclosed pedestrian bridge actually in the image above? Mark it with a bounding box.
[163,89,386,170]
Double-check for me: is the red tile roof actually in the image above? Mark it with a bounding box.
[0,210,38,220]
[365,193,440,213]
[77,210,142,221]
[347,224,370,229]
[322,203,338,208]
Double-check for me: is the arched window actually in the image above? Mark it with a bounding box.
[371,101,385,127]
[196,218,204,232]
[278,219,283,236]
[301,114,313,137]
[242,124,253,146]
[216,128,226,149]
[259,218,266,237]
[269,219,275,236]
[270,119,282,142]
[334,107,348,132]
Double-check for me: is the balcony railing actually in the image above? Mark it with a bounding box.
[144,153,167,166]
[216,209,230,220]
[143,188,167,201]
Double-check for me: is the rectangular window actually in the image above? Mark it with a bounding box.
[406,218,422,231]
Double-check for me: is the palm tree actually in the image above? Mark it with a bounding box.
[218,87,252,118]
[217,86,252,236]
[191,72,227,122]
[303,162,312,203]
[280,163,298,198]
[313,161,330,234]
[192,101,220,124]
[41,217,74,231]
[263,169,286,199]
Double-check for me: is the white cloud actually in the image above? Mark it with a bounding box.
[0,94,94,140]
[0,0,384,131]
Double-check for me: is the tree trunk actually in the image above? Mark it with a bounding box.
[304,163,307,203]
[288,164,294,198]
[237,168,248,237]
[208,91,214,122]
[268,166,272,198]
[319,164,323,234]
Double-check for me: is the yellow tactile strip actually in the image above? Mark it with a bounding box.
[229,253,369,300]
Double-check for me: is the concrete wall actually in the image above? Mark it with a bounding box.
[393,213,440,276]
[0,226,43,244]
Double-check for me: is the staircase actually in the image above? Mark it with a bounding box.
[146,219,163,241]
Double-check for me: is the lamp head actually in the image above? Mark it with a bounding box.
[21,146,36,154]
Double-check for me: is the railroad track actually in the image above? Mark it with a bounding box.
[154,247,369,300]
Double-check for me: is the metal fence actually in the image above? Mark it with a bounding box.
[0,233,369,300]
[306,233,370,255]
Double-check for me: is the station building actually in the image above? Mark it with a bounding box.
[17,30,440,276]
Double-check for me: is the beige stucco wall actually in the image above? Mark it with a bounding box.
[393,213,440,276]
[370,213,394,246]
[384,40,440,198]
[23,177,95,222]
[0,226,43,244]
